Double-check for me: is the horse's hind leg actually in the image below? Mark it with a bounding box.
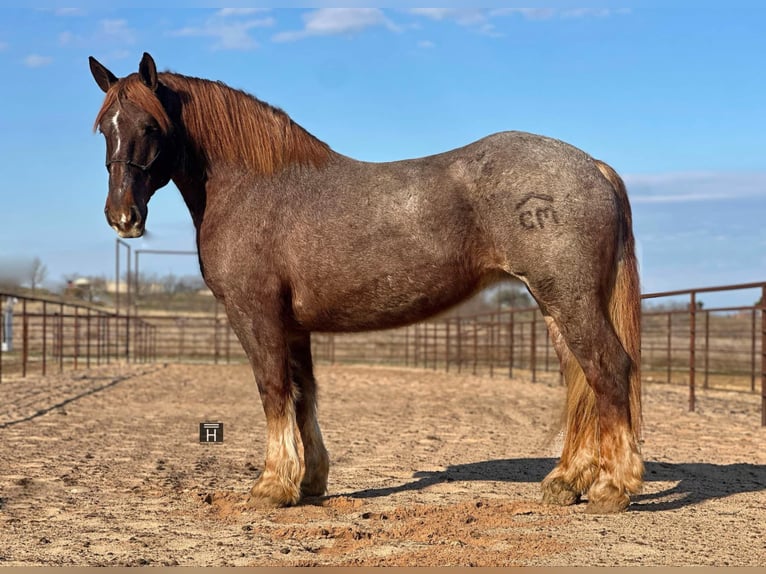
[288,333,330,498]
[536,290,642,513]
[541,317,599,506]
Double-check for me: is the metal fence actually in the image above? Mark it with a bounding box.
[2,281,764,425]
[0,292,155,381]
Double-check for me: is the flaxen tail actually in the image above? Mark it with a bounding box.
[594,159,642,442]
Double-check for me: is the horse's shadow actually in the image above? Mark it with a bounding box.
[345,458,766,511]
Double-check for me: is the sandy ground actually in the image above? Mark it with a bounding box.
[0,362,764,566]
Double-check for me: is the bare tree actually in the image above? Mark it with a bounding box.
[28,257,48,292]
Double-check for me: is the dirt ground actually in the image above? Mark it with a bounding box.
[0,362,764,566]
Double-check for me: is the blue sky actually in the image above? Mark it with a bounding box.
[0,4,764,308]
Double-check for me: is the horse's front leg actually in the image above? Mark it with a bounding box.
[225,298,303,508]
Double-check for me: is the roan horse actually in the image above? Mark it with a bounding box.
[90,53,643,514]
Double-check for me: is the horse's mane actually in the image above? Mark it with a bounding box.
[94,72,333,175]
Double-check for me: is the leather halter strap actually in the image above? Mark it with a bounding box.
[106,149,161,172]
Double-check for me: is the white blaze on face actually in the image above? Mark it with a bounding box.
[111,109,121,155]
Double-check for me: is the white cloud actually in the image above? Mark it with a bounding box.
[99,19,136,45]
[24,54,53,68]
[170,13,274,50]
[410,7,630,31]
[0,41,8,51]
[626,171,766,203]
[418,40,435,49]
[54,8,85,16]
[409,8,455,21]
[491,8,556,20]
[407,8,498,36]
[57,19,135,49]
[217,8,269,17]
[59,31,75,46]
[410,8,488,26]
[273,8,399,42]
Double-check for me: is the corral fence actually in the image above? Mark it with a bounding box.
[0,292,155,380]
[2,281,764,425]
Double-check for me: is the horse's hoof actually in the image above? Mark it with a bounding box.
[300,481,328,499]
[584,481,630,514]
[246,474,300,508]
[584,496,630,514]
[245,493,285,509]
[541,476,581,506]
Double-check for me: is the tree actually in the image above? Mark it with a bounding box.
[27,257,47,292]
[491,281,533,310]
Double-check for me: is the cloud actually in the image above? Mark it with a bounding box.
[409,7,630,33]
[409,8,455,21]
[406,8,498,36]
[490,8,556,20]
[273,8,399,42]
[625,171,766,203]
[170,12,275,50]
[54,8,85,16]
[23,54,53,68]
[409,8,489,26]
[418,40,435,49]
[0,41,8,51]
[99,19,136,44]
[57,18,135,50]
[216,8,269,17]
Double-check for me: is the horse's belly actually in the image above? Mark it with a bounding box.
[291,266,500,332]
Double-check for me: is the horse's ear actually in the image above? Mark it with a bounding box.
[138,52,158,92]
[89,56,118,93]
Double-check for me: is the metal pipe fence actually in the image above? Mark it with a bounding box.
[0,292,156,381]
[3,280,764,424]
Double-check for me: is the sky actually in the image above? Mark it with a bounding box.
[0,3,764,308]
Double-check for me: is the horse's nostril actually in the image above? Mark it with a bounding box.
[129,205,142,226]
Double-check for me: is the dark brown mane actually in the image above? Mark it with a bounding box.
[94,72,333,175]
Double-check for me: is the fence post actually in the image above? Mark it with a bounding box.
[0,298,3,383]
[489,314,495,378]
[22,299,29,378]
[74,307,79,370]
[43,301,48,376]
[433,322,438,371]
[508,311,514,379]
[689,292,696,412]
[531,312,537,382]
[667,313,672,384]
[456,319,462,373]
[752,308,757,393]
[704,310,709,389]
[445,319,451,373]
[86,308,92,369]
[761,285,765,427]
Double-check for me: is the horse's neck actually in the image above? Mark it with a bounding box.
[172,167,206,230]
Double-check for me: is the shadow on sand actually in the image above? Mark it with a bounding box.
[344,458,766,512]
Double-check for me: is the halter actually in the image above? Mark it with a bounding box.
[106,148,161,172]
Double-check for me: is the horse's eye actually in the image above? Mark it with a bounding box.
[142,124,157,135]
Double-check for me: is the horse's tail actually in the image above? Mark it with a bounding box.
[594,159,642,442]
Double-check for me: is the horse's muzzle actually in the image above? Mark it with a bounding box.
[106,204,145,238]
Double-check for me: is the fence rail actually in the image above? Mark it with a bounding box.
[0,292,155,381]
[3,280,764,425]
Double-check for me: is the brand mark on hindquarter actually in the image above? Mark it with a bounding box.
[515,193,559,231]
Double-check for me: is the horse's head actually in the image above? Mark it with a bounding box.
[89,53,176,238]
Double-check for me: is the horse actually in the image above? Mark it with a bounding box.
[89,52,643,514]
